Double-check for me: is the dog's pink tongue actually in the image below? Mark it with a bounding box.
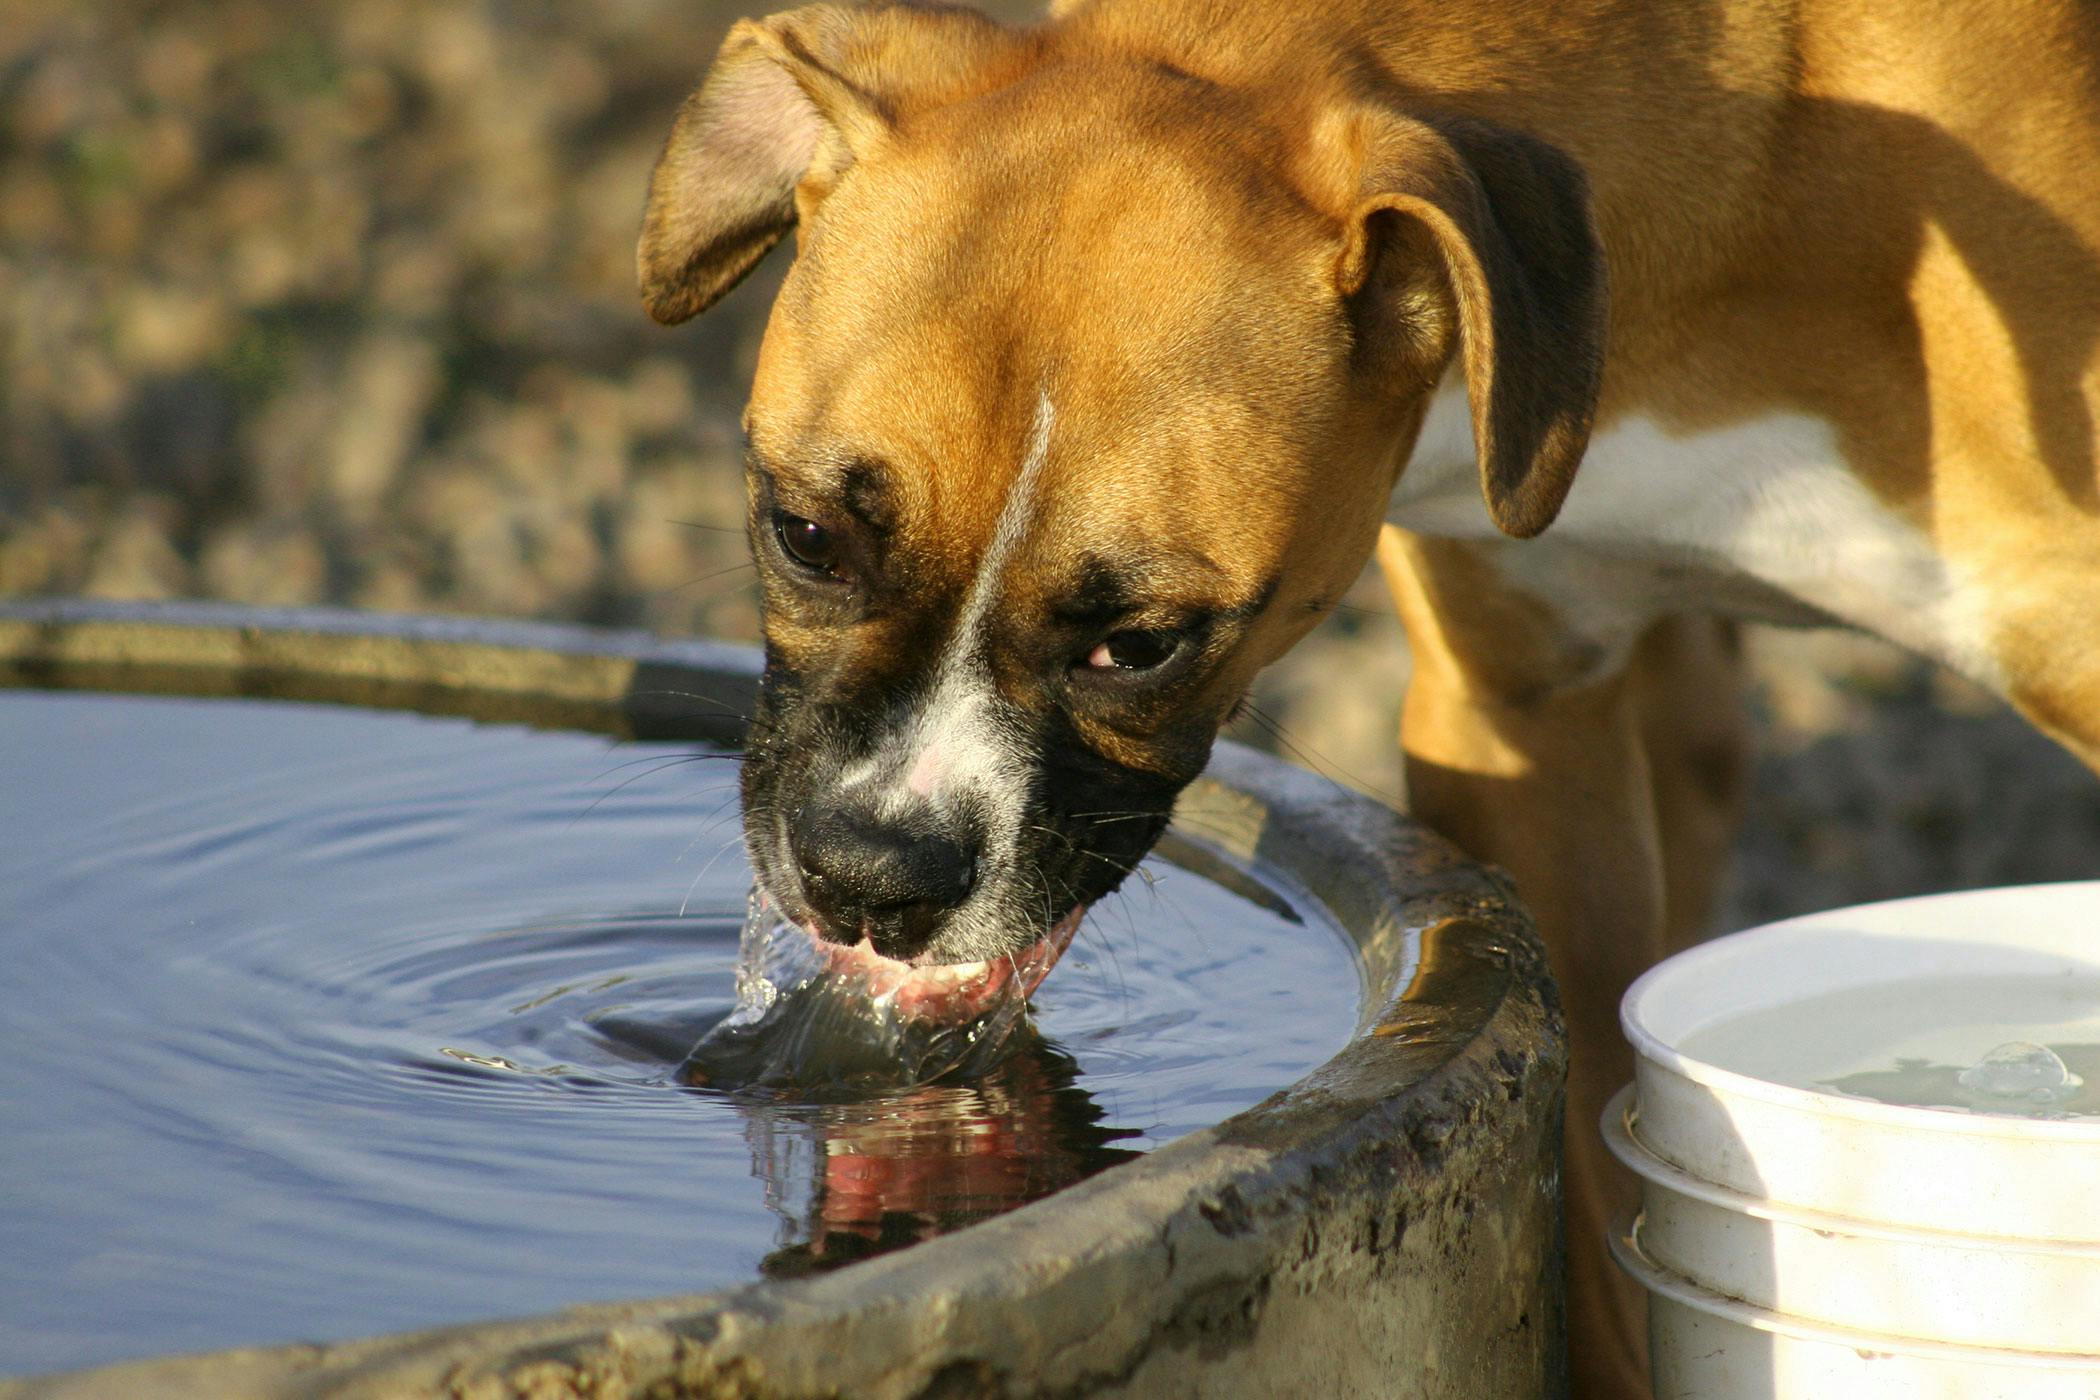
[816,907,1083,1023]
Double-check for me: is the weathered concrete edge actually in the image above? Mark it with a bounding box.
[0,597,761,743]
[0,600,1567,1400]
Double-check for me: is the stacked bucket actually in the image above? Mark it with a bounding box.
[1605,884,2100,1399]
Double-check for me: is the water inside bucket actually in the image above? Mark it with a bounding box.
[1678,974,2100,1118]
[0,690,1358,1376]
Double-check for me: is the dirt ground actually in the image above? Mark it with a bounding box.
[4,0,2095,938]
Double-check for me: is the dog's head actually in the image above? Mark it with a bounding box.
[639,3,1605,966]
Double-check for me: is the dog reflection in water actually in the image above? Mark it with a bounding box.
[738,1034,1140,1278]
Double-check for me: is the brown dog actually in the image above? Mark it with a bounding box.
[638,3,2100,1393]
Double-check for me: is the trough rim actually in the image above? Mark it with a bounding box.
[0,597,1564,1400]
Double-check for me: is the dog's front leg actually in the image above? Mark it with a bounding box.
[1379,529,1747,1400]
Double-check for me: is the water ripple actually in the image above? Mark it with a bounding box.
[0,691,1356,1378]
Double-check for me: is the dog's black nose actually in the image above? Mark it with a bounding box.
[793,811,977,960]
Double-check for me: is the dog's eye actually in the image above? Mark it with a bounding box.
[1083,629,1181,672]
[774,513,842,574]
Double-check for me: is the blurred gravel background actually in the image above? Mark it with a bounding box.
[3,0,2094,932]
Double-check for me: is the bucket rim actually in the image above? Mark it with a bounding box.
[1621,883,2100,1144]
[1602,1086,2100,1254]
[1610,1216,2100,1370]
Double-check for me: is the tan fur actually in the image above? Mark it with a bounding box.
[642,3,2100,1393]
[1384,525,1757,1391]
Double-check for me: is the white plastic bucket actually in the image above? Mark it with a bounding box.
[1623,882,2100,1238]
[1611,1220,2100,1400]
[1606,1086,2100,1353]
[1609,882,2100,1395]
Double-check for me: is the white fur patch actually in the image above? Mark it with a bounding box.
[952,391,1057,655]
[1390,382,2003,686]
[840,393,1056,819]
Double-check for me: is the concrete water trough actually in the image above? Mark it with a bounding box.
[0,599,1566,1400]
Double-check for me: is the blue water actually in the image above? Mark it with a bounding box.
[0,691,1357,1376]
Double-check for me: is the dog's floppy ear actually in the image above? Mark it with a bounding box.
[639,4,1019,325]
[1334,111,1607,538]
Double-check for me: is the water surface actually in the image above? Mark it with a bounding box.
[1680,974,2100,1118]
[0,691,1357,1375]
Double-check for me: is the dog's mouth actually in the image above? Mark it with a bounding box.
[804,906,1084,1023]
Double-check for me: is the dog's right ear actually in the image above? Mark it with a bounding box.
[639,4,1020,325]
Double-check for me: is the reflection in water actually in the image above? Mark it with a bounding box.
[601,984,1147,1276]
[721,1034,1142,1278]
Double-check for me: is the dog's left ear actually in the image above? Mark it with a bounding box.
[640,4,1022,325]
[1332,110,1608,538]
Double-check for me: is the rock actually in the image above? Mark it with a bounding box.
[325,332,440,519]
[0,508,93,594]
[197,522,327,606]
[114,283,231,376]
[621,357,699,439]
[82,500,191,600]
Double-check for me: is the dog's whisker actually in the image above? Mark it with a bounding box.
[568,757,737,830]
[1234,703,1403,807]
[591,750,744,782]
[653,560,758,601]
[1071,846,1146,884]
[675,796,744,862]
[675,559,757,587]
[1065,806,1181,822]
[1070,804,1239,829]
[678,855,721,919]
[622,688,756,724]
[678,830,751,916]
[1076,897,1135,1019]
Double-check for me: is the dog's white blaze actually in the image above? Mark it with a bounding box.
[904,742,946,798]
[845,394,1056,827]
[952,392,1057,660]
[1391,382,2004,686]
[835,395,1054,794]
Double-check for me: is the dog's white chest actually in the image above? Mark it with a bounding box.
[1388,387,1998,682]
